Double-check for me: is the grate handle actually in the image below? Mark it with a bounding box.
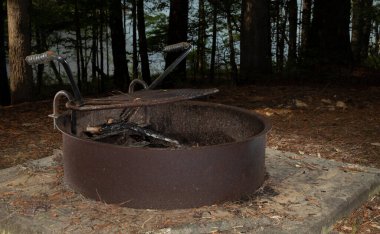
[163,42,191,53]
[25,51,58,65]
[26,51,83,105]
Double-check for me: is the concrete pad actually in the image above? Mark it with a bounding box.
[0,148,379,233]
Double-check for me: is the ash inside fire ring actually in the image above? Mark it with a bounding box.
[89,127,236,148]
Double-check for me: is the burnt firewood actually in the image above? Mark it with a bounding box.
[85,121,181,147]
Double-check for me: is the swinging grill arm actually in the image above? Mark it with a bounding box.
[128,42,192,93]
[25,51,84,106]
[148,42,192,90]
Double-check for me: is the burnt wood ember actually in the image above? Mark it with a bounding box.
[85,121,181,147]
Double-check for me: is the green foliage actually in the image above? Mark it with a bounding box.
[145,13,168,52]
[32,0,72,31]
[363,55,380,69]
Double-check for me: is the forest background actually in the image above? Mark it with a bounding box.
[1,0,380,105]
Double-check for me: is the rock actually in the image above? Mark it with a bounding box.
[295,99,308,108]
[336,101,347,109]
[321,99,332,104]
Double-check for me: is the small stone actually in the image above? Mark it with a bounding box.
[336,101,347,109]
[265,112,273,116]
[295,99,308,108]
[321,99,332,104]
[201,211,212,219]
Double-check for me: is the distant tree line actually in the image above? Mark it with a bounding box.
[0,0,379,105]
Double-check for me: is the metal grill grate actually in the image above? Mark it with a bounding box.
[66,88,219,111]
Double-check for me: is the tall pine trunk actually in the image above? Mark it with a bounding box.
[196,0,206,80]
[287,0,298,68]
[132,0,138,80]
[351,0,373,65]
[240,0,272,82]
[226,10,238,84]
[164,0,189,87]
[91,9,98,91]
[300,0,311,59]
[209,4,218,82]
[374,21,379,55]
[7,0,33,104]
[49,61,63,86]
[275,1,285,72]
[99,0,105,89]
[35,29,45,94]
[309,0,352,66]
[0,0,10,105]
[137,0,151,83]
[109,0,130,89]
[361,0,373,61]
[74,0,82,90]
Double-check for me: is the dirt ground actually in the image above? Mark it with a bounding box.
[0,85,379,233]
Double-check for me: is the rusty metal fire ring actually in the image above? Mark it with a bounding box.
[56,101,271,209]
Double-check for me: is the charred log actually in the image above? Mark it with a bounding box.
[85,121,181,147]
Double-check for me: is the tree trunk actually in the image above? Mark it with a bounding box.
[209,3,218,82]
[300,0,311,58]
[361,0,373,61]
[351,0,361,64]
[35,29,44,94]
[196,0,206,80]
[91,10,98,91]
[7,0,33,104]
[351,0,373,65]
[309,0,352,66]
[109,0,130,90]
[137,0,151,83]
[132,0,138,80]
[275,1,285,72]
[49,61,63,86]
[0,0,10,105]
[287,0,297,67]
[99,1,105,90]
[240,0,272,82]
[226,10,238,84]
[164,0,189,87]
[74,0,82,90]
[374,21,379,55]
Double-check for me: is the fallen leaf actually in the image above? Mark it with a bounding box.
[341,226,353,231]
[371,143,380,147]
